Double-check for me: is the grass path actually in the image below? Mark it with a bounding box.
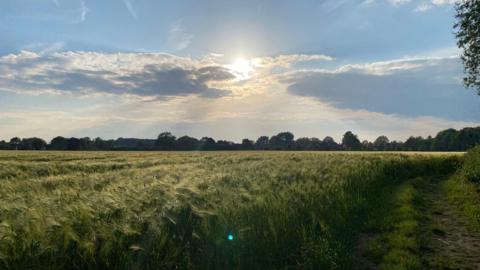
[419,179,480,270]
[356,176,480,270]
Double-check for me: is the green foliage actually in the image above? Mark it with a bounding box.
[342,131,361,151]
[445,176,480,233]
[445,146,480,232]
[155,132,177,150]
[0,152,460,269]
[459,146,480,183]
[455,0,480,93]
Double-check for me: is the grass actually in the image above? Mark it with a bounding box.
[364,178,422,270]
[445,177,480,232]
[445,146,480,232]
[0,151,462,269]
[359,147,480,270]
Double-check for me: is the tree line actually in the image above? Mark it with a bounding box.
[1,126,480,151]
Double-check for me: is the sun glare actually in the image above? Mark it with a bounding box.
[226,57,254,80]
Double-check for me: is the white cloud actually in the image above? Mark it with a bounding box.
[414,46,461,58]
[414,3,433,12]
[431,0,458,5]
[167,21,193,51]
[338,56,459,75]
[362,0,376,6]
[388,0,412,6]
[0,51,237,98]
[123,0,137,18]
[380,0,458,8]
[253,54,334,69]
[17,0,90,24]
[0,50,336,101]
[22,42,65,55]
[77,1,89,23]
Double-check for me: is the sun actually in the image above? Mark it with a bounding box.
[226,57,254,80]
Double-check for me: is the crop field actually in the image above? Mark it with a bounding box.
[0,151,479,270]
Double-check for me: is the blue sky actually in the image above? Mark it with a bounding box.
[0,0,478,142]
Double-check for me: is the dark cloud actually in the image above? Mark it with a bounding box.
[286,57,480,121]
[0,52,234,98]
[116,65,234,97]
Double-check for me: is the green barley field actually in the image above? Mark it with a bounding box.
[1,150,479,270]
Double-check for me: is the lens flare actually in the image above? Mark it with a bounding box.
[226,57,254,80]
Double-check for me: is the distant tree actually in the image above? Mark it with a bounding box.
[404,136,427,151]
[217,140,236,150]
[295,137,312,150]
[67,138,81,150]
[422,136,434,151]
[310,137,322,150]
[389,140,404,151]
[342,131,361,151]
[79,137,92,150]
[433,129,459,151]
[373,135,390,151]
[9,137,21,150]
[21,137,47,150]
[93,137,114,150]
[361,140,373,151]
[241,139,254,150]
[7,125,480,152]
[455,0,480,94]
[113,138,155,150]
[0,140,8,150]
[33,138,47,150]
[176,136,199,150]
[50,136,68,150]
[156,132,177,150]
[322,136,340,151]
[255,136,270,150]
[269,132,295,150]
[458,127,480,150]
[199,137,216,150]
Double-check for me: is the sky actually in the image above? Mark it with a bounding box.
[0,0,478,142]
